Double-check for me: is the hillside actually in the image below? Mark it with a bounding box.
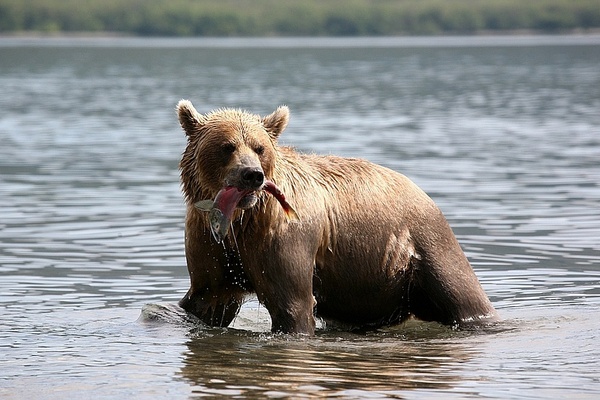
[1,0,599,36]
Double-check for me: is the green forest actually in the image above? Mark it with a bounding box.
[1,0,599,36]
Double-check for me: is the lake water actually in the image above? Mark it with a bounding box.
[1,36,600,398]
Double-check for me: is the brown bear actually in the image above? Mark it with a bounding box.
[176,99,498,335]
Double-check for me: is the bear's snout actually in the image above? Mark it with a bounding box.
[240,167,265,189]
[224,154,266,191]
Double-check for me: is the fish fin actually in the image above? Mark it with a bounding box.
[194,200,214,211]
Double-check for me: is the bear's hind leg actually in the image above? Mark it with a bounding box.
[407,251,498,327]
[406,207,498,327]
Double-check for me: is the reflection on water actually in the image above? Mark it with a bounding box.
[140,302,494,397]
[1,36,600,398]
[180,327,475,397]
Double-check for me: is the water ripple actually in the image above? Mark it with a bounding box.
[1,38,599,399]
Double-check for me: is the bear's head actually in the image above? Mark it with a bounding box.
[177,100,289,208]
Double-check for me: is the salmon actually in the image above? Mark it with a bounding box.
[195,180,298,242]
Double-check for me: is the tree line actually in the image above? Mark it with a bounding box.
[1,0,599,36]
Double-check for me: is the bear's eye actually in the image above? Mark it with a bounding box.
[221,143,236,155]
[254,145,265,156]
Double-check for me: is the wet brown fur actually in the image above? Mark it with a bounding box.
[176,100,498,334]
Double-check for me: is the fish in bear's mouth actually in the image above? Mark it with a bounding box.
[194,180,298,243]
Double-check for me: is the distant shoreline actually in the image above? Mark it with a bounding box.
[3,28,600,39]
[2,34,600,49]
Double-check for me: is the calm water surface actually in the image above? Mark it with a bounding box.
[1,36,600,399]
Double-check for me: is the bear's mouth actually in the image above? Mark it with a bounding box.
[237,192,258,209]
[194,181,298,243]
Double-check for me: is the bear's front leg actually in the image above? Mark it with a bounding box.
[266,292,316,335]
[179,225,248,327]
[179,287,244,327]
[249,246,317,335]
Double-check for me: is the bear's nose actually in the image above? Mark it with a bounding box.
[240,167,265,188]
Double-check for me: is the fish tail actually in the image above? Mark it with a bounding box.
[284,205,299,221]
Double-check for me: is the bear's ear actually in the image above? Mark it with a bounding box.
[262,105,289,140]
[177,99,206,137]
